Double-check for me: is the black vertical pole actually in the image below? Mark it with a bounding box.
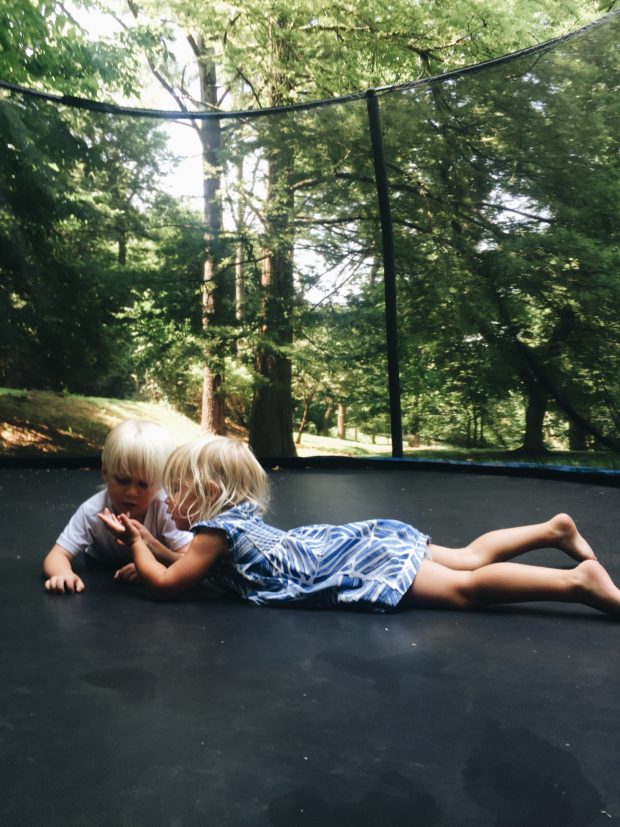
[366,89,403,458]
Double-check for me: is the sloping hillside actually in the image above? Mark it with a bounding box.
[0,389,203,457]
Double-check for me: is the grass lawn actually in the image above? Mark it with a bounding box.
[0,389,203,456]
[295,431,620,469]
[0,388,618,470]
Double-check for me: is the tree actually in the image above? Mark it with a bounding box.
[85,0,613,453]
[5,0,618,458]
[389,11,620,451]
[0,1,180,394]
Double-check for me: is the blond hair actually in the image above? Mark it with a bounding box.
[101,419,176,487]
[163,436,269,525]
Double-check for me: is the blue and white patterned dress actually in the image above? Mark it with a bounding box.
[193,502,431,612]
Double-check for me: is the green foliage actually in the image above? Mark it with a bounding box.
[0,0,143,96]
[116,290,204,415]
[2,0,619,459]
[0,1,195,398]
[139,0,610,104]
[0,92,178,394]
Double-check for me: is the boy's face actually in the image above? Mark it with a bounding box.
[102,468,159,521]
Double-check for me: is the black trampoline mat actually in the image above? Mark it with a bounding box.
[1,466,619,826]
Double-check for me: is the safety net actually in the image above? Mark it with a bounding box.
[0,10,618,469]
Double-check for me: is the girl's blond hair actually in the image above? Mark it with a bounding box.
[163,436,269,525]
[102,419,176,487]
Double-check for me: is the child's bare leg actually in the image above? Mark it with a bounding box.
[402,559,620,617]
[429,513,595,571]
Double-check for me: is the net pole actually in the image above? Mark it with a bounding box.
[366,90,403,458]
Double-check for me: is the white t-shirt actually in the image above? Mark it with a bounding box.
[56,489,192,563]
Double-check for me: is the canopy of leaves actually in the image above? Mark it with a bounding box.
[1,0,619,459]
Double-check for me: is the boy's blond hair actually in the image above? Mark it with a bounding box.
[163,436,269,525]
[101,419,176,487]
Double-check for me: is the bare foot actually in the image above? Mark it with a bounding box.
[575,560,620,618]
[551,513,597,562]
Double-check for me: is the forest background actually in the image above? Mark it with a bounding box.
[1,0,619,462]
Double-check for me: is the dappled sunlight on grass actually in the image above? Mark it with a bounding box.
[295,432,620,469]
[1,390,618,470]
[1,422,55,451]
[0,419,104,454]
[296,433,392,457]
[0,389,203,457]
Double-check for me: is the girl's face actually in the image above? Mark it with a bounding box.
[103,469,159,521]
[166,483,194,531]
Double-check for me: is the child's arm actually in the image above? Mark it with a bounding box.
[97,508,189,565]
[43,545,85,594]
[103,513,226,599]
[131,522,191,564]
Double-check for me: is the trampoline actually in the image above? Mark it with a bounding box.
[2,463,619,826]
[2,7,620,825]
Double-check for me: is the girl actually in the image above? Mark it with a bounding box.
[99,436,620,617]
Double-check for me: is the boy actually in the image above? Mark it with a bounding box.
[43,419,192,594]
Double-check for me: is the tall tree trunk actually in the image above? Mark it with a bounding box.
[126,9,227,433]
[249,228,297,456]
[196,38,226,434]
[249,143,296,453]
[234,160,246,360]
[234,160,245,325]
[249,14,297,458]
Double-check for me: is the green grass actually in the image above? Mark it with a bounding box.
[295,432,393,457]
[0,388,618,470]
[0,389,203,456]
[295,433,620,469]
[398,447,620,470]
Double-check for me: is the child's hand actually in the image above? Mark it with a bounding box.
[114,563,141,585]
[98,508,141,546]
[98,507,127,541]
[44,573,85,594]
[130,521,156,547]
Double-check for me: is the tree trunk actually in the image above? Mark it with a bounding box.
[201,366,223,434]
[250,238,296,456]
[125,12,227,432]
[321,404,333,435]
[118,226,127,266]
[249,127,296,456]
[568,420,587,450]
[520,377,549,453]
[234,160,245,326]
[197,39,226,434]
[296,395,313,445]
[250,350,295,456]
[337,404,346,440]
[249,15,298,458]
